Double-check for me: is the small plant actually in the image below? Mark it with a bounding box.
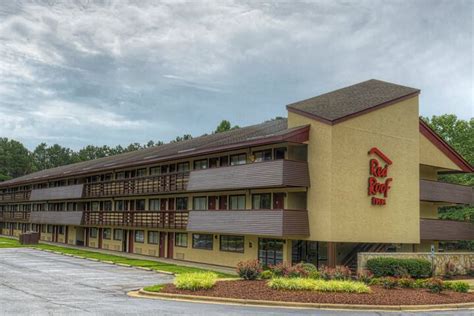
[414,278,427,289]
[174,272,217,291]
[300,263,318,274]
[260,270,273,280]
[318,265,352,280]
[444,260,457,279]
[444,281,470,293]
[369,277,382,286]
[398,277,415,288]
[425,278,444,293]
[380,277,398,289]
[236,259,263,280]
[269,262,309,278]
[357,270,374,284]
[268,278,370,293]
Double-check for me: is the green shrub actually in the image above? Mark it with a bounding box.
[301,263,318,274]
[414,278,428,289]
[236,259,262,280]
[174,272,217,291]
[319,265,352,280]
[268,277,370,293]
[366,257,431,278]
[369,277,382,286]
[308,270,321,279]
[357,270,374,284]
[425,278,444,293]
[380,277,398,289]
[260,270,273,280]
[444,281,470,293]
[398,277,415,288]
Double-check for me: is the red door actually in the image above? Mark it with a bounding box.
[167,232,174,258]
[98,228,103,249]
[160,199,167,211]
[159,232,166,257]
[128,230,134,253]
[273,193,285,209]
[85,228,89,247]
[65,226,69,244]
[168,198,175,210]
[208,196,217,210]
[218,195,227,210]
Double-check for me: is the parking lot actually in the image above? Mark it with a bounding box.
[0,248,471,316]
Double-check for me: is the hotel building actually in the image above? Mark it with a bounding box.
[1,79,472,268]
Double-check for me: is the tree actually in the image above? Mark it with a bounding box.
[0,138,33,180]
[171,134,193,143]
[214,120,239,133]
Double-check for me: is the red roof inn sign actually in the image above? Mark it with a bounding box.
[368,147,393,206]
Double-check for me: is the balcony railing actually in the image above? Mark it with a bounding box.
[0,211,30,222]
[83,172,190,198]
[420,180,473,205]
[83,211,189,229]
[0,190,31,202]
[420,218,474,241]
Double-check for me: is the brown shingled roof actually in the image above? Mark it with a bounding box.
[0,119,309,187]
[286,79,420,124]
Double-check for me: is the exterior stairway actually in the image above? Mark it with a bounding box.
[341,243,388,272]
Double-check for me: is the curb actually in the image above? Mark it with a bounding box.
[134,289,474,312]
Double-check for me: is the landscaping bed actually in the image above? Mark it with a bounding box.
[158,279,474,305]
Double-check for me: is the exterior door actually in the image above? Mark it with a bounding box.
[273,193,285,209]
[122,230,128,252]
[258,238,284,266]
[208,196,217,210]
[98,228,103,249]
[65,226,69,244]
[159,232,166,257]
[128,230,134,253]
[167,232,174,258]
[218,195,227,210]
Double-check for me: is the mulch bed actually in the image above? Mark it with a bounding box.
[161,280,474,306]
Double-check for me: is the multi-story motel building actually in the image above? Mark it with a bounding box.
[1,79,473,268]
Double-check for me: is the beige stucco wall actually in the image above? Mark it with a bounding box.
[420,201,439,219]
[288,96,420,244]
[419,133,462,171]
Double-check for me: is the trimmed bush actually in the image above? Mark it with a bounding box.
[268,277,370,293]
[425,278,444,293]
[444,281,470,293]
[414,278,428,289]
[143,284,165,292]
[260,270,273,280]
[366,257,431,278]
[398,277,415,288]
[236,259,262,280]
[174,272,217,291]
[380,277,398,289]
[357,270,374,284]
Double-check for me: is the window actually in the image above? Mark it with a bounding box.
[103,228,111,240]
[177,162,189,172]
[220,235,244,253]
[176,197,188,210]
[254,150,272,162]
[104,201,112,211]
[89,228,98,238]
[194,159,208,170]
[192,234,213,250]
[135,230,145,243]
[114,229,123,241]
[41,225,46,233]
[149,199,160,211]
[150,167,160,175]
[91,201,100,211]
[193,197,207,210]
[274,147,286,160]
[67,202,75,211]
[252,193,271,209]
[230,195,246,209]
[175,233,188,247]
[220,156,229,167]
[116,172,125,179]
[136,199,146,211]
[209,157,219,168]
[230,153,246,166]
[137,168,147,177]
[47,225,53,233]
[58,226,65,235]
[148,231,159,244]
[115,200,124,211]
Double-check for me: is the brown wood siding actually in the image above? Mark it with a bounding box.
[187,209,309,237]
[29,211,84,226]
[420,180,473,205]
[187,160,309,191]
[420,219,474,241]
[30,184,84,201]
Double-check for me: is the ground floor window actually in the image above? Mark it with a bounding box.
[47,225,53,234]
[113,229,123,241]
[89,228,98,238]
[135,230,144,243]
[220,235,244,253]
[175,233,188,247]
[192,234,213,250]
[103,228,111,240]
[291,240,327,267]
[58,226,65,235]
[258,238,284,266]
[148,231,159,244]
[41,225,46,233]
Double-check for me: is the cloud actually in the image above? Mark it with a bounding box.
[0,0,471,150]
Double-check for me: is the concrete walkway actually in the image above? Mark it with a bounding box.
[40,240,237,275]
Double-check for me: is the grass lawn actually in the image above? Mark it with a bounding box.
[0,237,25,248]
[143,284,165,292]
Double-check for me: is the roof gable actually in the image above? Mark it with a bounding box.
[287,79,420,124]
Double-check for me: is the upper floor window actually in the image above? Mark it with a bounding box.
[253,150,272,162]
[193,197,207,210]
[150,167,160,175]
[230,153,246,166]
[274,147,287,160]
[136,199,146,211]
[252,193,271,209]
[194,159,208,170]
[177,162,190,173]
[209,157,219,168]
[136,168,147,177]
[229,195,246,209]
[149,199,160,211]
[176,197,188,210]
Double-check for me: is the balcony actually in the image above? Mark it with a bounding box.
[30,184,84,201]
[187,209,309,237]
[420,180,473,205]
[187,160,310,191]
[83,211,188,230]
[0,190,31,202]
[29,211,84,226]
[0,211,30,222]
[83,172,189,198]
[420,218,474,241]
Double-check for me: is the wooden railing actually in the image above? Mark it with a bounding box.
[0,211,30,221]
[0,190,31,202]
[83,172,190,198]
[83,211,189,229]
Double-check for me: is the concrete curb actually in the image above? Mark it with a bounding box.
[134,289,474,312]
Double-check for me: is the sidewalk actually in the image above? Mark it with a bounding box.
[40,241,237,275]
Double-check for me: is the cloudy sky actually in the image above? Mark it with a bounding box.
[0,0,472,150]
